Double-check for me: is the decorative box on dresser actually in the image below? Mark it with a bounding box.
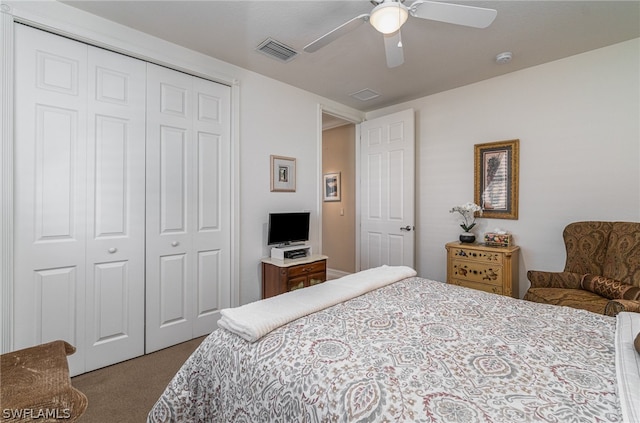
[445,242,520,298]
[261,254,328,299]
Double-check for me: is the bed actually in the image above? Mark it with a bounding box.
[148,266,640,422]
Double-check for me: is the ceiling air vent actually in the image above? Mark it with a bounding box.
[349,88,381,101]
[256,38,298,62]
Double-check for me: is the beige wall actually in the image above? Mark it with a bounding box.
[367,39,640,297]
[322,124,356,273]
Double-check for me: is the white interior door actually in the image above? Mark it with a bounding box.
[360,109,415,270]
[191,77,232,337]
[145,64,231,353]
[84,46,146,372]
[14,24,88,376]
[13,24,146,375]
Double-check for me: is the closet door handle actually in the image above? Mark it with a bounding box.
[171,241,179,247]
[108,247,117,254]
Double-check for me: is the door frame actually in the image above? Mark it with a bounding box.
[0,1,241,352]
[316,105,364,273]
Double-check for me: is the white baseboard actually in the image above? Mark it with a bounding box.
[327,268,351,280]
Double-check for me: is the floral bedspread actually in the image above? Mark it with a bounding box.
[148,277,621,422]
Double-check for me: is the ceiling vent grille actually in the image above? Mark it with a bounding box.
[349,88,381,101]
[256,38,298,62]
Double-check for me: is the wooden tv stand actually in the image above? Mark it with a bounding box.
[261,254,328,299]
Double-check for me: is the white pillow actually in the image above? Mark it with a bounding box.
[616,312,640,423]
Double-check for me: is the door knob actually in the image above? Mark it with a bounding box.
[400,225,414,231]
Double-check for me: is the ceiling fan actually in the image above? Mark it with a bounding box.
[303,0,497,68]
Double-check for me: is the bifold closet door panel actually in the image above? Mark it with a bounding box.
[14,24,90,375]
[84,46,146,372]
[145,64,232,353]
[146,65,194,352]
[13,24,146,375]
[190,76,232,337]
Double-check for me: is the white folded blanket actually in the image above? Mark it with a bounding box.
[218,265,417,342]
[616,312,640,423]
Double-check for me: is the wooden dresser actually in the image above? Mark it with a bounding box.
[261,254,328,299]
[445,242,520,298]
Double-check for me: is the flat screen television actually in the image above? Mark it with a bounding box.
[267,212,310,246]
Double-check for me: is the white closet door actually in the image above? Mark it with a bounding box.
[191,76,232,337]
[14,25,146,375]
[84,47,146,371]
[14,24,89,375]
[145,64,231,352]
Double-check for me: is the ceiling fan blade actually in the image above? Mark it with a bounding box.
[409,0,497,29]
[304,14,370,53]
[383,31,404,68]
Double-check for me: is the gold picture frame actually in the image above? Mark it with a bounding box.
[474,139,519,219]
[270,155,296,192]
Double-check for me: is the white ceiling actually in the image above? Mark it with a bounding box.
[62,0,640,112]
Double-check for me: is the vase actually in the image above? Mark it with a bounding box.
[459,232,476,243]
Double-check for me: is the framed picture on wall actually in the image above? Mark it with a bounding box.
[323,172,341,202]
[270,155,296,192]
[474,139,519,219]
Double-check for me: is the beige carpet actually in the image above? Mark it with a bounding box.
[72,337,205,422]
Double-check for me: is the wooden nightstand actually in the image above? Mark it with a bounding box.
[445,242,520,298]
[261,254,328,299]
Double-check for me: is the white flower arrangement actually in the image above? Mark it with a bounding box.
[450,202,482,232]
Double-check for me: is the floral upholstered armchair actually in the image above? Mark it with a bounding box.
[523,221,640,316]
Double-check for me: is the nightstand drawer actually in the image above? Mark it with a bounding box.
[287,260,326,277]
[450,279,504,295]
[449,246,503,264]
[451,260,503,287]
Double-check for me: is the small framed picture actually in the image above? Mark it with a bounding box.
[474,139,519,219]
[270,155,296,192]
[323,172,341,202]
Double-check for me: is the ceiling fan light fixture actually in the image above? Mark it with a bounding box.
[370,1,409,34]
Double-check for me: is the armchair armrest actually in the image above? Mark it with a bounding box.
[604,299,640,317]
[527,270,583,289]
